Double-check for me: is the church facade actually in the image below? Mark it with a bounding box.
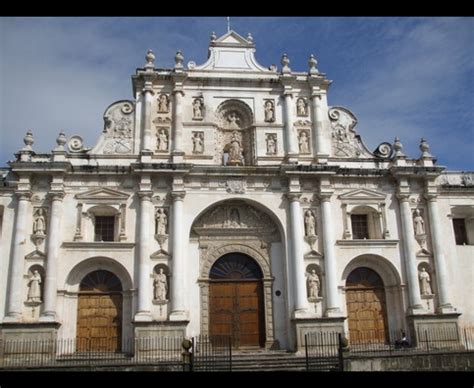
[0,31,473,351]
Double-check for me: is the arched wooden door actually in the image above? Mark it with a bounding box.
[209,253,265,348]
[345,267,389,344]
[76,270,122,352]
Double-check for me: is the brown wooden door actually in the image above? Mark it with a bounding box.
[76,270,123,352]
[346,267,389,344]
[209,281,264,347]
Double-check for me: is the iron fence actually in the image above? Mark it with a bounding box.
[305,332,343,371]
[191,335,232,372]
[0,336,183,369]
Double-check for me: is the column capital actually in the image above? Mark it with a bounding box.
[142,86,155,95]
[172,89,185,96]
[424,193,438,202]
[48,192,65,201]
[310,92,323,100]
[138,191,153,201]
[15,191,32,201]
[396,193,410,202]
[285,192,302,202]
[318,193,333,202]
[282,89,293,97]
[171,191,186,201]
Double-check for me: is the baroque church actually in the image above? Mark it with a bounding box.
[0,30,473,352]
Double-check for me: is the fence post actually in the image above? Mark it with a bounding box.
[338,333,344,372]
[304,333,309,371]
[228,336,232,372]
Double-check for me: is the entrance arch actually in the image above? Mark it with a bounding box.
[209,253,265,347]
[76,270,123,352]
[345,267,389,344]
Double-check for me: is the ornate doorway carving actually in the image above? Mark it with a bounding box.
[192,200,280,348]
[345,267,389,344]
[209,253,265,347]
[76,270,122,352]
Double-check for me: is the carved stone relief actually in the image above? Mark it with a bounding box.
[156,128,169,152]
[98,101,135,155]
[192,131,204,154]
[296,98,308,116]
[192,98,204,120]
[298,130,310,154]
[266,133,277,155]
[226,178,247,194]
[264,100,275,123]
[157,94,170,113]
[328,107,365,158]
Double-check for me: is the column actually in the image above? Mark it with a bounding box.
[170,191,187,320]
[320,196,341,316]
[172,91,184,154]
[398,195,423,311]
[310,93,328,159]
[142,89,153,152]
[426,195,453,312]
[4,192,31,320]
[41,192,64,321]
[136,191,152,320]
[283,92,298,158]
[287,193,309,315]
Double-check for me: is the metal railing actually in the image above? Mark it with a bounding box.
[305,332,343,371]
[191,335,232,372]
[0,337,183,369]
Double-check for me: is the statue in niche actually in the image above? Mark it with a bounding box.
[157,129,169,151]
[419,267,432,295]
[33,208,46,235]
[304,210,316,236]
[155,208,168,235]
[299,131,310,153]
[192,132,204,154]
[264,101,275,122]
[297,98,307,116]
[193,98,203,120]
[227,131,243,165]
[153,268,168,301]
[229,208,241,227]
[27,270,42,303]
[413,209,425,235]
[307,269,320,298]
[266,134,277,155]
[227,113,240,129]
[158,94,169,113]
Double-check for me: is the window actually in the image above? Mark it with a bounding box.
[453,218,468,245]
[351,214,369,239]
[94,216,115,242]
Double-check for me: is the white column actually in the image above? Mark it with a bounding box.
[172,91,184,154]
[398,195,423,311]
[170,191,187,320]
[310,93,329,159]
[136,191,152,320]
[40,192,64,321]
[4,192,30,320]
[320,196,341,316]
[142,90,153,151]
[287,193,309,315]
[282,93,298,158]
[426,196,453,312]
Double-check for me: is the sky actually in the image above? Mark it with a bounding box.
[1,17,473,170]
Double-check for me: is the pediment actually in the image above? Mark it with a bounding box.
[25,249,46,260]
[75,188,130,202]
[216,30,251,46]
[339,188,387,201]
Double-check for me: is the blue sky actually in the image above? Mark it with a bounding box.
[1,17,473,170]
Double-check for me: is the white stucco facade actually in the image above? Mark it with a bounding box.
[0,31,472,351]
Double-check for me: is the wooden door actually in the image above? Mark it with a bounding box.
[76,270,122,352]
[209,281,264,347]
[346,267,389,344]
[208,253,265,348]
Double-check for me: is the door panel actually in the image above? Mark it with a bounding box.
[76,293,122,352]
[346,288,388,344]
[209,281,264,347]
